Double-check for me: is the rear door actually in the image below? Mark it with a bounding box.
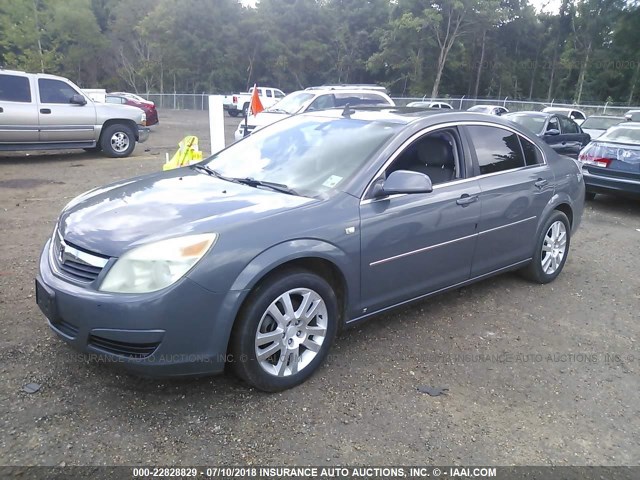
[0,73,39,144]
[464,124,554,276]
[558,115,586,158]
[37,78,96,142]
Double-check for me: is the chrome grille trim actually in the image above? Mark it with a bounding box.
[50,229,109,283]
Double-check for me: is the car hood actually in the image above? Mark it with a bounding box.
[582,128,604,139]
[95,102,145,124]
[59,168,315,257]
[247,111,290,129]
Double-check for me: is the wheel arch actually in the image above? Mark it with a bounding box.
[99,119,139,141]
[222,240,355,354]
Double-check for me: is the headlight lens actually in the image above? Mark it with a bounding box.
[99,233,217,293]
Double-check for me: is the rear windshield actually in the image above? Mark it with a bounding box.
[206,115,401,197]
[598,127,640,144]
[506,114,546,134]
[581,117,624,130]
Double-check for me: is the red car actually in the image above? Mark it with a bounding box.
[106,93,159,126]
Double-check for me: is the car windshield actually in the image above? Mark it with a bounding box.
[267,91,315,114]
[506,114,546,134]
[581,117,623,130]
[205,114,401,196]
[598,126,640,144]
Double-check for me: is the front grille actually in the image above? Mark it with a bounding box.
[88,335,160,359]
[51,319,79,338]
[51,231,108,283]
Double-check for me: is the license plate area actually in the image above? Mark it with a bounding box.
[35,278,60,323]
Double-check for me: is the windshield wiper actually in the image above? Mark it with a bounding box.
[232,177,299,196]
[191,164,236,183]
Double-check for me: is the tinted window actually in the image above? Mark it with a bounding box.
[547,117,560,132]
[266,90,273,98]
[520,137,543,165]
[467,126,526,174]
[559,116,579,134]
[39,79,79,103]
[572,111,585,120]
[0,74,31,102]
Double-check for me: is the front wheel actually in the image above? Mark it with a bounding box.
[520,211,571,284]
[230,269,339,391]
[100,124,136,158]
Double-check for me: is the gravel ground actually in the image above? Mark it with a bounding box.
[1,109,639,467]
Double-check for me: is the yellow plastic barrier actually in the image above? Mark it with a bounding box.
[163,135,203,171]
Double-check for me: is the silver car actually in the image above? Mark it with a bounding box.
[0,69,148,157]
[37,108,584,391]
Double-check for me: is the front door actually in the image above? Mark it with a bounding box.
[359,128,481,313]
[37,78,96,143]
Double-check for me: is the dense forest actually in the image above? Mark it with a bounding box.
[1,0,639,103]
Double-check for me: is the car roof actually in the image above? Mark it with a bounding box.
[0,69,74,83]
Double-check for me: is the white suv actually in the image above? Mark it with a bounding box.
[234,86,395,141]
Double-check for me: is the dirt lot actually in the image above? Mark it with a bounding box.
[1,109,639,467]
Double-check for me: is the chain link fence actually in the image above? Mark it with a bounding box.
[137,92,639,116]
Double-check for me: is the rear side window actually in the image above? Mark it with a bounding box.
[520,137,544,165]
[547,117,560,132]
[559,116,579,134]
[39,79,79,103]
[467,125,526,175]
[0,74,31,102]
[266,90,273,98]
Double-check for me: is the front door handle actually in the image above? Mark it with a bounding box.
[40,108,51,114]
[534,179,548,189]
[456,194,479,207]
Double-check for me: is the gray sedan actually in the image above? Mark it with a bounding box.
[36,108,585,391]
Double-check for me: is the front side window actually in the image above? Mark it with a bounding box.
[38,79,80,104]
[386,129,461,185]
[0,74,31,102]
[206,115,401,197]
[266,90,273,98]
[275,90,285,98]
[467,125,525,175]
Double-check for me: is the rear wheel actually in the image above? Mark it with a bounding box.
[230,269,338,392]
[100,123,136,158]
[520,211,571,284]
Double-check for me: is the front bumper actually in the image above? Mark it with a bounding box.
[137,126,150,143]
[583,166,640,196]
[36,239,239,377]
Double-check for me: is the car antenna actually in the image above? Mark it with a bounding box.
[341,103,355,118]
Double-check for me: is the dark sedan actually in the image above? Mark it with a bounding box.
[579,122,640,199]
[106,94,159,126]
[504,111,590,158]
[36,108,584,391]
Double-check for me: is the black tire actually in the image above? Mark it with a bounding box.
[228,110,239,117]
[230,268,339,392]
[520,210,571,284]
[100,123,136,158]
[585,191,596,201]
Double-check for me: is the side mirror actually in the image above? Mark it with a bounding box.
[70,94,87,106]
[372,170,433,197]
[545,129,560,136]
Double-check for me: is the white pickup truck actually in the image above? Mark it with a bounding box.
[223,86,286,117]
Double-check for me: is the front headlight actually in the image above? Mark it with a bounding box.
[99,233,217,293]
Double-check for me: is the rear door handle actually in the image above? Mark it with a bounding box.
[456,194,479,207]
[40,108,51,114]
[534,179,548,189]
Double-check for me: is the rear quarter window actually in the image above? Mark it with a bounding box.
[0,74,32,102]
